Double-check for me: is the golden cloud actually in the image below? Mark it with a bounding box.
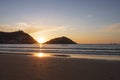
[0,22,42,33]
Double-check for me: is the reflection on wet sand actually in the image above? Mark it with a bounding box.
[33,52,120,61]
[34,52,50,57]
[0,51,120,61]
[34,52,71,58]
[52,54,70,57]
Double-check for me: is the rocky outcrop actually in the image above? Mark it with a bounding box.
[0,31,38,44]
[44,36,76,44]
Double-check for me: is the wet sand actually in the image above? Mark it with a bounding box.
[0,54,120,80]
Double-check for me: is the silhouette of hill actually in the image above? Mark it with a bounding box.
[0,31,38,44]
[44,36,77,44]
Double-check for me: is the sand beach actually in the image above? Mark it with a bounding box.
[0,54,120,80]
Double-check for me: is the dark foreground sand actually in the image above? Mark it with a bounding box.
[0,54,120,80]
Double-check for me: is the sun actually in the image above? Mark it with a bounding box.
[38,38,46,43]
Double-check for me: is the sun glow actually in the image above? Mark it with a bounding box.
[37,53,44,57]
[34,53,44,57]
[38,38,46,43]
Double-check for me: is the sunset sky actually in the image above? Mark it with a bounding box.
[0,0,120,44]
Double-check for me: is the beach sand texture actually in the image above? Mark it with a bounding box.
[0,54,120,80]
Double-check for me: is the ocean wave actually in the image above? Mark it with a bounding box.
[0,44,120,55]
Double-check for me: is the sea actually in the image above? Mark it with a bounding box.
[0,44,120,60]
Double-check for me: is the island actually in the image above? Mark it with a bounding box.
[0,30,38,44]
[44,36,77,44]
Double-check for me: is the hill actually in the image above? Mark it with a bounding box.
[0,31,38,44]
[44,36,77,44]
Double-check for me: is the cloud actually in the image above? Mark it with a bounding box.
[15,22,43,33]
[0,24,15,32]
[16,22,30,27]
[87,14,93,18]
[0,22,42,33]
[100,23,120,32]
[31,25,69,35]
[41,26,68,33]
[0,22,69,34]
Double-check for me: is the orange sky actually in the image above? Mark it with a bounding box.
[0,0,120,44]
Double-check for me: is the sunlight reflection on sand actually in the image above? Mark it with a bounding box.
[33,52,120,61]
[34,52,50,57]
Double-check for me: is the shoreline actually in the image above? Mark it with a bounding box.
[0,52,120,61]
[0,54,120,80]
